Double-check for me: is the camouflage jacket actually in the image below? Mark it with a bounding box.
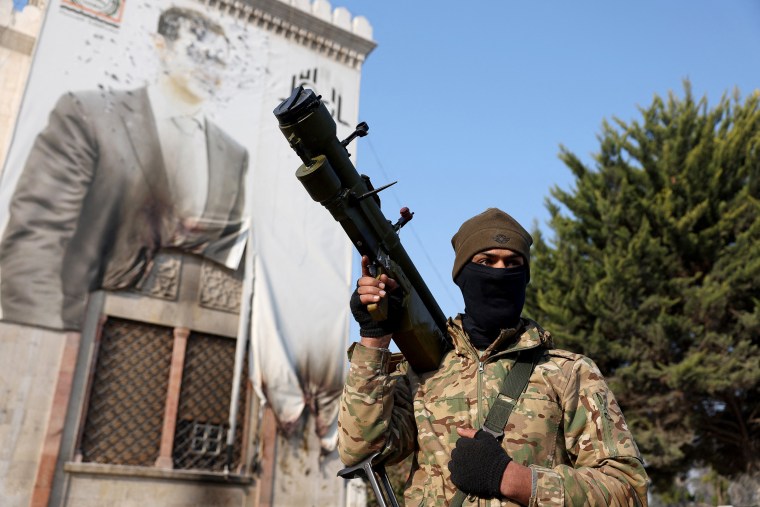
[338,317,649,506]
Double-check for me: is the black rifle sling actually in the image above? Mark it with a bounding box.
[481,347,542,439]
[450,347,542,507]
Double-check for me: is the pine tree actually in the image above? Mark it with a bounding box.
[525,83,760,491]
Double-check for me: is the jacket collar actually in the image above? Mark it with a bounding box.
[447,315,553,361]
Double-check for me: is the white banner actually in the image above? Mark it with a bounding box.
[252,49,358,447]
[0,0,357,444]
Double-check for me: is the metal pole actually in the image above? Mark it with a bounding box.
[337,451,401,507]
[225,234,255,472]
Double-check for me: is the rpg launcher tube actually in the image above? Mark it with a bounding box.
[273,86,449,373]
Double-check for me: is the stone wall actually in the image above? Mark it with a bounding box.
[0,0,44,172]
[0,1,375,506]
[0,324,67,507]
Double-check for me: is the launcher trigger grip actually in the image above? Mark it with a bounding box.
[367,265,389,321]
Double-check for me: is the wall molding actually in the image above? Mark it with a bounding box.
[0,26,35,55]
[206,0,377,68]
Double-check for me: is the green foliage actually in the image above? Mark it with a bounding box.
[525,82,760,490]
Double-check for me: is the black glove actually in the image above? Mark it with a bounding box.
[349,287,403,338]
[448,430,512,498]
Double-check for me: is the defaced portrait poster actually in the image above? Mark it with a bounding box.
[0,0,359,443]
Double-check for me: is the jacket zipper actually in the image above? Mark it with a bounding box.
[477,361,485,429]
[594,392,617,456]
[477,361,486,507]
[448,321,542,506]
[452,328,535,507]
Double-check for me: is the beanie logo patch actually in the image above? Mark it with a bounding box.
[493,234,510,244]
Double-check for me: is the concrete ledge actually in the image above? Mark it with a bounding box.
[63,462,254,485]
[0,26,35,55]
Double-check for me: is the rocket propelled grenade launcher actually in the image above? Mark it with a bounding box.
[273,86,450,372]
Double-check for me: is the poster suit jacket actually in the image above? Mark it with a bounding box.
[0,87,248,330]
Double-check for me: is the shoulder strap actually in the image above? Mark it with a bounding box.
[450,347,542,507]
[481,347,541,440]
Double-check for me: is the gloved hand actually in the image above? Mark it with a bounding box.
[448,430,512,498]
[349,286,403,338]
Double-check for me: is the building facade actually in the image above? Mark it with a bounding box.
[0,1,375,505]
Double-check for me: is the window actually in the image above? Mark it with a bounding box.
[79,317,248,472]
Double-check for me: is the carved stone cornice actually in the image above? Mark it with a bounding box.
[206,0,376,68]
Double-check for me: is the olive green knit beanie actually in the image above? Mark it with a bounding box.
[450,208,533,280]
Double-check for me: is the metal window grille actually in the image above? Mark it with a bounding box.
[79,319,248,471]
[171,332,248,471]
[80,318,173,466]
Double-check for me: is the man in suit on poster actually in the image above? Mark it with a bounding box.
[0,6,248,330]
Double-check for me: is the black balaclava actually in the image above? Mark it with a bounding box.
[450,209,533,349]
[454,263,527,350]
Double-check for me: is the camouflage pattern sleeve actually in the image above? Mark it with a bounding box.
[337,343,417,467]
[529,355,649,506]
